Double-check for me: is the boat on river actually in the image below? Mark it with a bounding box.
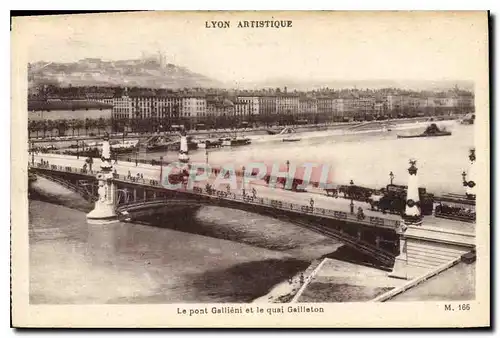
[220,136,252,147]
[195,138,222,149]
[110,139,139,154]
[397,123,452,139]
[460,113,475,125]
[146,135,198,151]
[282,137,301,142]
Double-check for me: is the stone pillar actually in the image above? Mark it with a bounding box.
[178,130,190,180]
[178,131,190,164]
[389,159,422,279]
[375,235,381,248]
[87,133,118,224]
[388,224,409,280]
[357,229,362,241]
[133,188,137,202]
[465,148,476,199]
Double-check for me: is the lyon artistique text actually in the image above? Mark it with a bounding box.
[205,20,293,29]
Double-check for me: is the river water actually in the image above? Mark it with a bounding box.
[131,121,473,195]
[29,121,473,304]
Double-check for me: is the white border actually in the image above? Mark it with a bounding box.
[3,2,498,337]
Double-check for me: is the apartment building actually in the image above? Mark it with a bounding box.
[236,95,259,116]
[258,95,277,116]
[181,94,207,120]
[299,97,317,117]
[276,94,299,115]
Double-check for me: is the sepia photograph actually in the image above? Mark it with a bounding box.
[11,10,490,328]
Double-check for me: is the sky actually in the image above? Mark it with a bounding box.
[14,11,488,84]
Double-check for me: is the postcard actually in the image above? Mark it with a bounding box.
[11,10,490,328]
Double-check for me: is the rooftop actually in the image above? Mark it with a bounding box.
[28,100,113,111]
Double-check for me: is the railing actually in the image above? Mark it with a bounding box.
[29,163,401,229]
[34,170,97,202]
[32,162,96,176]
[114,183,401,230]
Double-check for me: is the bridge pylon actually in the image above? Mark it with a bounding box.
[389,159,423,279]
[178,130,190,164]
[87,133,118,224]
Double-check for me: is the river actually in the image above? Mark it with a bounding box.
[127,121,473,195]
[29,121,473,304]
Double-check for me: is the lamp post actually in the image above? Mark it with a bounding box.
[286,160,290,189]
[31,141,34,165]
[349,179,355,214]
[76,140,79,159]
[160,156,163,182]
[389,171,394,185]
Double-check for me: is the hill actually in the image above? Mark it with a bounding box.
[28,57,223,89]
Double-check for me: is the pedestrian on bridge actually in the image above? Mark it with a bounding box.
[357,207,365,220]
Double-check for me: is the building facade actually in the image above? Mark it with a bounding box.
[317,97,335,121]
[234,101,249,117]
[28,100,113,137]
[299,97,317,118]
[276,94,299,116]
[112,95,132,119]
[28,100,113,121]
[258,95,277,116]
[236,96,260,116]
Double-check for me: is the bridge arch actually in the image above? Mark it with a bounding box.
[116,197,396,268]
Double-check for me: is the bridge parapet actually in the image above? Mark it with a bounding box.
[30,163,402,230]
[31,162,97,176]
[115,178,402,230]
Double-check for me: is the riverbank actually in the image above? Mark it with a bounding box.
[31,116,442,148]
[294,258,405,303]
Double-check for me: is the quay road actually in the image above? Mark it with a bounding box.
[30,153,473,234]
